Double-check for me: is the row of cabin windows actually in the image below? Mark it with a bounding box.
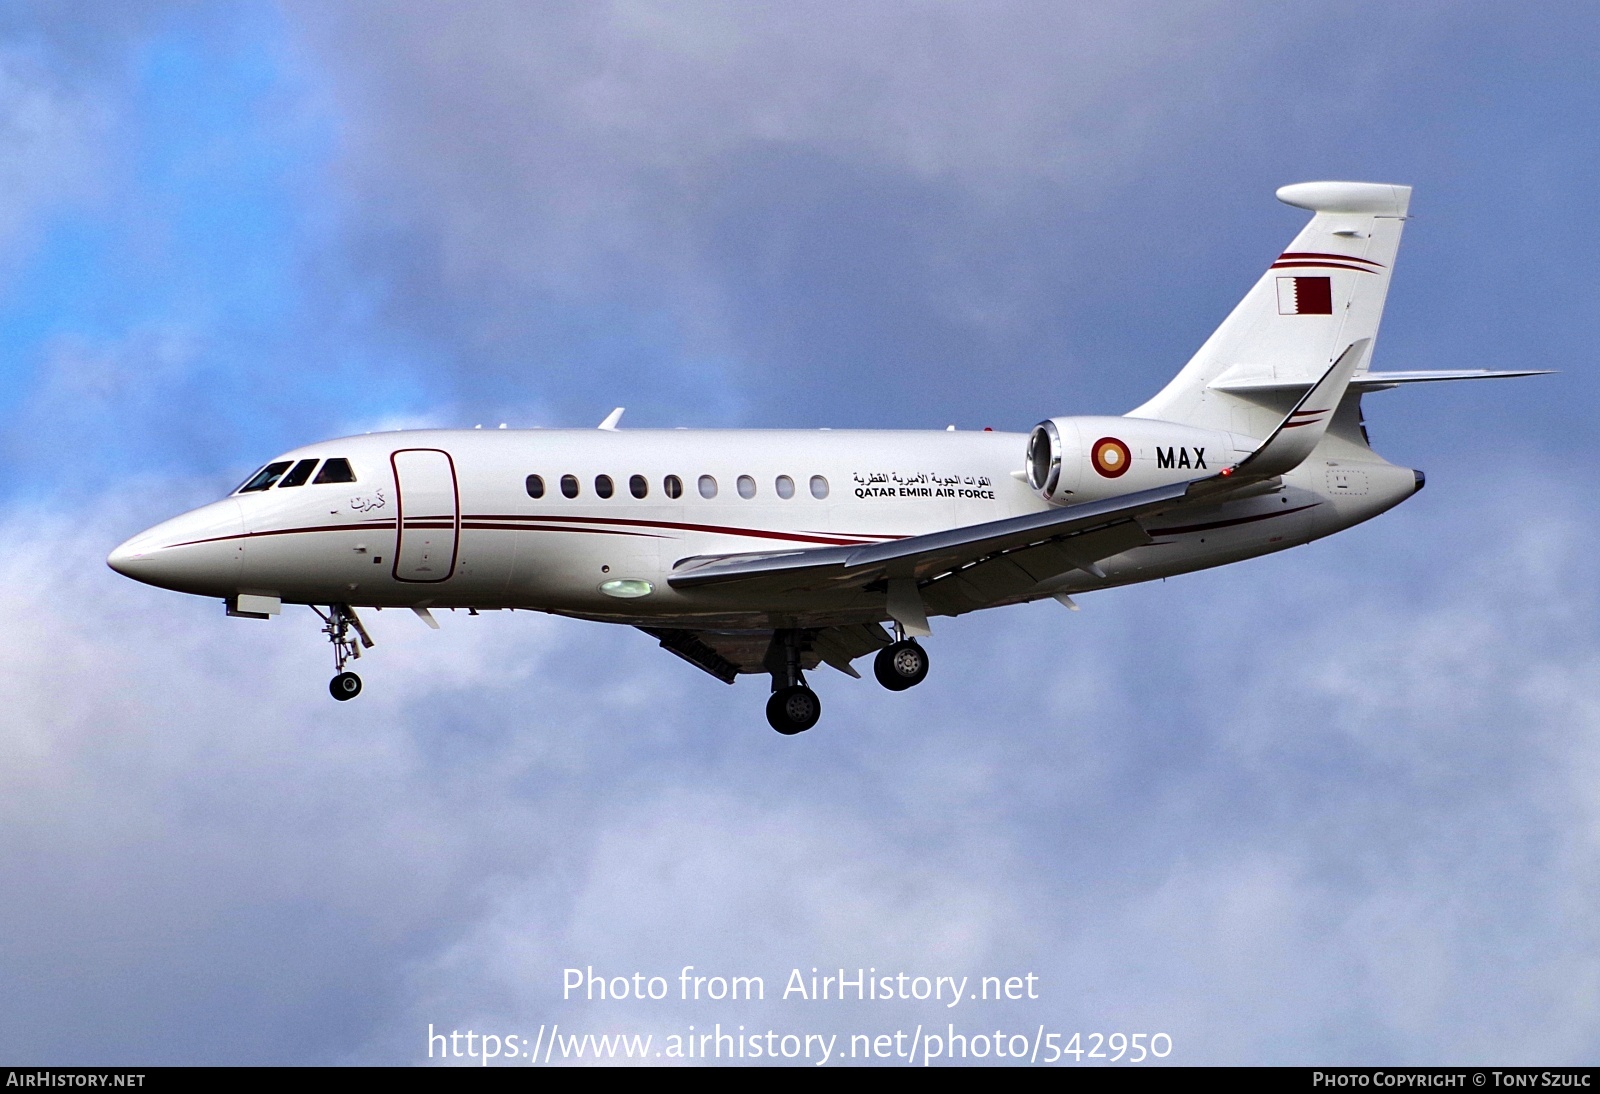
[236,457,357,493]
[526,473,830,501]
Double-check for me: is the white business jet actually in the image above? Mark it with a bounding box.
[108,182,1545,733]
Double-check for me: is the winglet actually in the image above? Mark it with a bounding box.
[1213,339,1368,485]
[598,407,625,430]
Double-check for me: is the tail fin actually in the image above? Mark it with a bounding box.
[1128,181,1411,434]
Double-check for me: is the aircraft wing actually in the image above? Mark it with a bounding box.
[667,478,1192,598]
[668,342,1370,625]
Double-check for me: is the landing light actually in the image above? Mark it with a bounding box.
[600,579,654,598]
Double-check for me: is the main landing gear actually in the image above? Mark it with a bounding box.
[767,686,821,736]
[765,629,821,735]
[761,627,930,733]
[312,604,374,702]
[873,639,929,692]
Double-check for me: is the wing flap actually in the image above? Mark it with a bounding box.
[638,626,742,683]
[641,623,892,682]
[812,622,894,677]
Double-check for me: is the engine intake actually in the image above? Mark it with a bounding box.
[1026,420,1062,498]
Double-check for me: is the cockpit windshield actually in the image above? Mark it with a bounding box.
[313,458,356,484]
[277,458,319,488]
[235,456,357,494]
[236,461,293,493]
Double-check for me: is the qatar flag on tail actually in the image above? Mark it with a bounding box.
[1276,275,1333,315]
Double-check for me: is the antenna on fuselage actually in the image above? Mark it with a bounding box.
[598,407,625,430]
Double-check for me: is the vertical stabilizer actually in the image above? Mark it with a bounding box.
[1128,181,1411,434]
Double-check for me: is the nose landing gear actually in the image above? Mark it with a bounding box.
[312,604,374,701]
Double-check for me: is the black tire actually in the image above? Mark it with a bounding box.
[766,685,821,734]
[874,640,929,691]
[330,671,362,701]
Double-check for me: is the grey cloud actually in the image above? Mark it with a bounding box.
[285,2,1470,429]
[7,468,1593,1063]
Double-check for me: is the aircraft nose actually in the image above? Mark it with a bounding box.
[107,531,156,577]
[107,499,247,594]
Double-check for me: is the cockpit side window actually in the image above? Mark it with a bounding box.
[313,458,357,484]
[237,461,294,493]
[277,459,319,488]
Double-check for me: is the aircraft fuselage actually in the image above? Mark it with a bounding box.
[108,425,1417,631]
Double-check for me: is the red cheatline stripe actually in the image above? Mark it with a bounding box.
[170,521,399,548]
[797,529,906,541]
[1270,261,1377,274]
[464,512,887,546]
[464,515,908,543]
[1280,251,1384,267]
[171,514,887,550]
[463,522,666,538]
[1282,411,1330,428]
[1148,502,1320,537]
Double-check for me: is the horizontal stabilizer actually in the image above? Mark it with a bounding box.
[1211,367,1553,394]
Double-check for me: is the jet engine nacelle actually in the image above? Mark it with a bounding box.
[1026,415,1254,504]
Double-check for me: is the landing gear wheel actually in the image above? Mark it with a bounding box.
[767,685,821,735]
[330,671,362,701]
[314,605,374,699]
[874,640,929,691]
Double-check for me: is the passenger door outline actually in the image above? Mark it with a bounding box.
[391,448,460,583]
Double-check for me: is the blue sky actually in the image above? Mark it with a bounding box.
[1,0,1596,1066]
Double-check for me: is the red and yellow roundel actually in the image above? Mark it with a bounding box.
[1091,436,1131,478]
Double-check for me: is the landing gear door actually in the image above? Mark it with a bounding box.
[392,448,459,582]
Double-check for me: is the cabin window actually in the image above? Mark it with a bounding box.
[526,474,545,499]
[810,475,829,499]
[664,474,683,499]
[313,458,357,485]
[698,475,717,499]
[238,461,293,493]
[277,459,319,488]
[629,474,648,499]
[737,475,757,499]
[561,474,580,498]
[775,474,795,499]
[595,474,614,499]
